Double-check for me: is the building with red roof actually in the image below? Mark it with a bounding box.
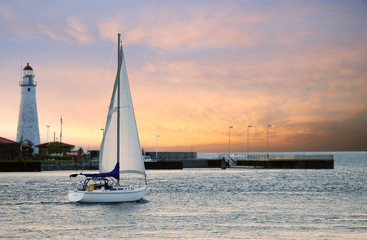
[0,137,31,160]
[35,142,75,155]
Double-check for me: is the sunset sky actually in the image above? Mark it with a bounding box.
[1,0,366,153]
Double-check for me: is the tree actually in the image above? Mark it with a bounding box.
[47,142,60,154]
[25,140,34,155]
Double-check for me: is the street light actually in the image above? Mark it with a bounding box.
[100,128,104,136]
[46,125,50,142]
[229,126,233,156]
[267,125,272,160]
[156,135,160,159]
[247,125,252,159]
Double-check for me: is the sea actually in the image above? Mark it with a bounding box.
[0,152,366,239]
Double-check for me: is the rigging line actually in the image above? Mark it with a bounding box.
[100,40,118,152]
[102,40,117,91]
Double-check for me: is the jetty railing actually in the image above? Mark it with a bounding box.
[220,154,334,161]
[218,154,237,166]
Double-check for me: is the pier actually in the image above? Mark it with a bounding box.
[144,161,183,169]
[0,162,41,172]
[227,154,334,169]
[142,154,334,169]
[0,153,334,171]
[144,152,334,169]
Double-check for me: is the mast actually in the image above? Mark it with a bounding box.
[117,33,121,184]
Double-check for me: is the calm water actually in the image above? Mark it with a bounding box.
[0,152,366,239]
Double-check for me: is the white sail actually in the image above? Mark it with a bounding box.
[99,44,145,176]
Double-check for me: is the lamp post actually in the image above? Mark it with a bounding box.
[156,135,160,159]
[247,125,252,159]
[46,125,50,142]
[267,124,272,160]
[229,126,233,156]
[100,128,104,136]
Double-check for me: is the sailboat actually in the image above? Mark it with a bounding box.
[68,34,147,203]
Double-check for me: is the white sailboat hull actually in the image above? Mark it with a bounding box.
[68,186,146,203]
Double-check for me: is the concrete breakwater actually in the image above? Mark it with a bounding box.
[0,154,334,171]
[41,162,98,171]
[40,161,184,171]
[0,161,184,172]
[41,162,184,171]
[0,162,41,172]
[235,154,334,169]
[236,159,334,169]
[41,160,220,171]
[157,154,334,169]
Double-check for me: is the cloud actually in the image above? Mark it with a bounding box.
[96,2,269,50]
[1,0,367,152]
[275,110,367,151]
[0,2,94,44]
[98,20,122,42]
[64,17,93,43]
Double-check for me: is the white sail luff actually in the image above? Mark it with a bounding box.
[99,75,118,173]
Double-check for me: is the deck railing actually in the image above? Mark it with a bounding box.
[219,153,333,161]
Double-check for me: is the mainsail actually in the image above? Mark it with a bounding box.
[99,39,145,176]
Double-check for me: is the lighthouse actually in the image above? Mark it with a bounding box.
[16,63,41,154]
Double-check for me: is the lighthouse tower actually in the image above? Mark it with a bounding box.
[16,63,41,154]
